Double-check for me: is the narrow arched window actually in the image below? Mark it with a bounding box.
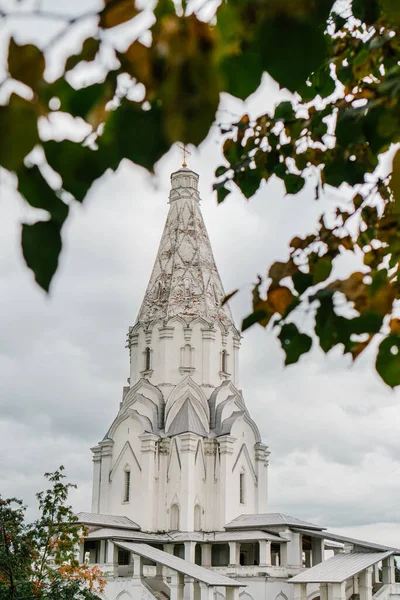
[221,350,228,373]
[124,469,131,503]
[239,472,245,504]
[171,504,180,530]
[144,347,151,371]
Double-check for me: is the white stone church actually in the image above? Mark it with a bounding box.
[78,166,400,600]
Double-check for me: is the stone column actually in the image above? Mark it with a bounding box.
[170,572,184,600]
[320,583,328,600]
[201,544,212,567]
[105,541,118,576]
[285,531,302,566]
[218,436,235,527]
[199,583,214,600]
[201,328,216,385]
[139,433,159,530]
[293,584,307,600]
[91,446,102,513]
[329,583,346,600]
[229,541,240,567]
[184,541,196,563]
[132,554,143,579]
[311,537,324,565]
[226,588,239,600]
[180,434,198,531]
[98,439,113,514]
[164,543,175,555]
[254,443,269,513]
[157,439,170,531]
[382,556,395,584]
[359,567,373,600]
[184,576,195,600]
[203,440,216,530]
[259,540,271,566]
[373,564,380,585]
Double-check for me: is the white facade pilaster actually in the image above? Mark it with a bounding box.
[179,433,198,531]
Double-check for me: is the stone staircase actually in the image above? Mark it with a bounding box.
[142,580,170,600]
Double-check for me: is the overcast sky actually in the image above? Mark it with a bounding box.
[1,0,400,548]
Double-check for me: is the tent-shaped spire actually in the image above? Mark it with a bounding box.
[136,167,234,328]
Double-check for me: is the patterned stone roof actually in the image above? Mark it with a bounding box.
[136,168,234,328]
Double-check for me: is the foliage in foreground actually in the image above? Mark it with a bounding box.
[0,467,104,600]
[0,0,400,385]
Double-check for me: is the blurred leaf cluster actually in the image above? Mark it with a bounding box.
[1,0,399,385]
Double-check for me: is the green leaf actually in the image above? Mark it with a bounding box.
[17,165,68,224]
[293,271,313,295]
[220,48,264,100]
[274,101,294,121]
[215,165,229,177]
[313,257,332,284]
[242,309,269,332]
[352,0,381,24]
[101,100,170,172]
[315,295,348,352]
[284,173,305,194]
[43,141,109,201]
[259,17,328,93]
[65,38,100,72]
[214,182,231,204]
[21,220,62,292]
[8,38,45,91]
[331,12,347,31]
[278,323,312,365]
[234,168,261,199]
[0,94,39,171]
[376,334,400,387]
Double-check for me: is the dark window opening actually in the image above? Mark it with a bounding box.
[124,470,131,502]
[83,540,100,564]
[211,544,229,567]
[239,472,245,504]
[173,544,185,559]
[118,549,131,566]
[221,350,228,373]
[145,347,151,371]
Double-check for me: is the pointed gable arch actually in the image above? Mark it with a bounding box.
[209,380,244,430]
[242,413,262,443]
[167,438,181,479]
[165,376,209,433]
[195,439,206,480]
[106,409,153,441]
[232,443,257,484]
[109,441,141,482]
[214,395,245,432]
[275,593,288,600]
[123,393,160,431]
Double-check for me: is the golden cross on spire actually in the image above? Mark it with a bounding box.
[177,143,191,168]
